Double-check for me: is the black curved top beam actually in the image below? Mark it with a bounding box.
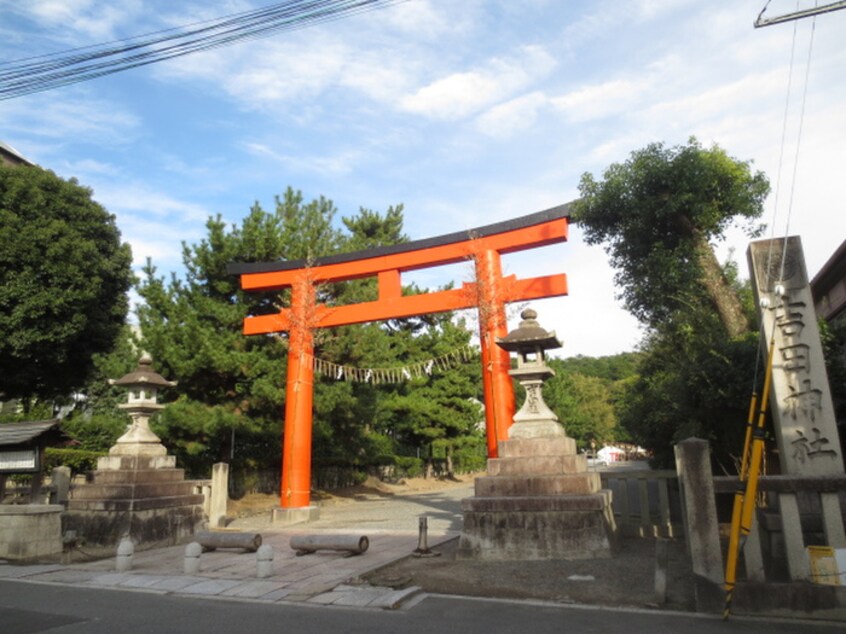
[227,202,572,276]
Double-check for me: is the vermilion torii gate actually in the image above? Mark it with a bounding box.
[228,204,570,511]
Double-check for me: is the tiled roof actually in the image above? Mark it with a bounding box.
[0,419,62,446]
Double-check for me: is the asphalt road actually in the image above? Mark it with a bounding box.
[3,578,844,634]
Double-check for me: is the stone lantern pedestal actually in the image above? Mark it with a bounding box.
[458,309,617,560]
[64,355,204,551]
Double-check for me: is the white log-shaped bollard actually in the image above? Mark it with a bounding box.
[195,531,262,552]
[290,534,369,557]
[256,544,274,578]
[184,541,202,574]
[115,537,134,572]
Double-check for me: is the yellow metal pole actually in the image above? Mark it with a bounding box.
[723,338,775,619]
[723,392,757,613]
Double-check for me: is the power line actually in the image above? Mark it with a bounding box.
[0,0,408,100]
[755,0,846,28]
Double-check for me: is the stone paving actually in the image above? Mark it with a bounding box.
[0,484,471,611]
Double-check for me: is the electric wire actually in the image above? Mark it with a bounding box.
[778,12,817,281]
[0,0,407,100]
[724,10,819,620]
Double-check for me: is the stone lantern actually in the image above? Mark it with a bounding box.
[496,308,563,439]
[458,306,617,561]
[65,353,204,550]
[108,353,176,457]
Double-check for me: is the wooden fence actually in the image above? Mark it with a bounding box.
[600,469,682,537]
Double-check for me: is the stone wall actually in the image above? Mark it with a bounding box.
[0,505,63,560]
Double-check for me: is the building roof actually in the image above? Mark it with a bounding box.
[0,141,34,166]
[810,238,846,321]
[0,419,63,447]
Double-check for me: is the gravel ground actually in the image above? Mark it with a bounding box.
[230,474,696,611]
[364,533,695,611]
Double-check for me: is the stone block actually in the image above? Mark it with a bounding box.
[272,505,320,525]
[462,491,611,513]
[474,472,600,497]
[0,505,63,561]
[497,435,576,458]
[96,455,176,471]
[69,481,198,501]
[91,468,186,484]
[458,506,616,560]
[487,453,586,476]
[62,504,204,549]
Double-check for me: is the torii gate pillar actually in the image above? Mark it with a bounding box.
[476,248,516,455]
[281,282,315,509]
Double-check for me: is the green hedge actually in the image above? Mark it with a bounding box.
[43,447,105,475]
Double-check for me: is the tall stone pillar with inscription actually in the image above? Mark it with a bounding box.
[748,237,844,476]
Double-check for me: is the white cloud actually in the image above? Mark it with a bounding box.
[244,142,362,176]
[475,91,548,138]
[99,184,211,223]
[400,46,556,121]
[551,79,649,123]
[19,0,144,40]
[376,0,453,38]
[1,94,140,145]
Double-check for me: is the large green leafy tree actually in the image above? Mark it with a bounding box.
[574,140,772,467]
[0,165,133,406]
[573,138,769,337]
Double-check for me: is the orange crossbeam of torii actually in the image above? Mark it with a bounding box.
[228,204,571,510]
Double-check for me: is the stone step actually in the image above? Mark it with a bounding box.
[487,453,586,476]
[96,455,176,471]
[88,468,187,484]
[462,491,612,513]
[497,436,576,458]
[474,472,600,497]
[67,494,205,512]
[69,481,199,500]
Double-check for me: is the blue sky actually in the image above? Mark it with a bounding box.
[2,1,845,357]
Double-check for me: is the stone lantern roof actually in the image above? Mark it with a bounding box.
[496,308,561,353]
[109,353,177,389]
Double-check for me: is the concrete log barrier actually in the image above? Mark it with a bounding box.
[195,531,262,552]
[290,534,369,557]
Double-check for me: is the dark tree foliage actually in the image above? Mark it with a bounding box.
[617,307,760,470]
[543,354,640,449]
[573,138,769,337]
[0,165,133,405]
[819,318,846,457]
